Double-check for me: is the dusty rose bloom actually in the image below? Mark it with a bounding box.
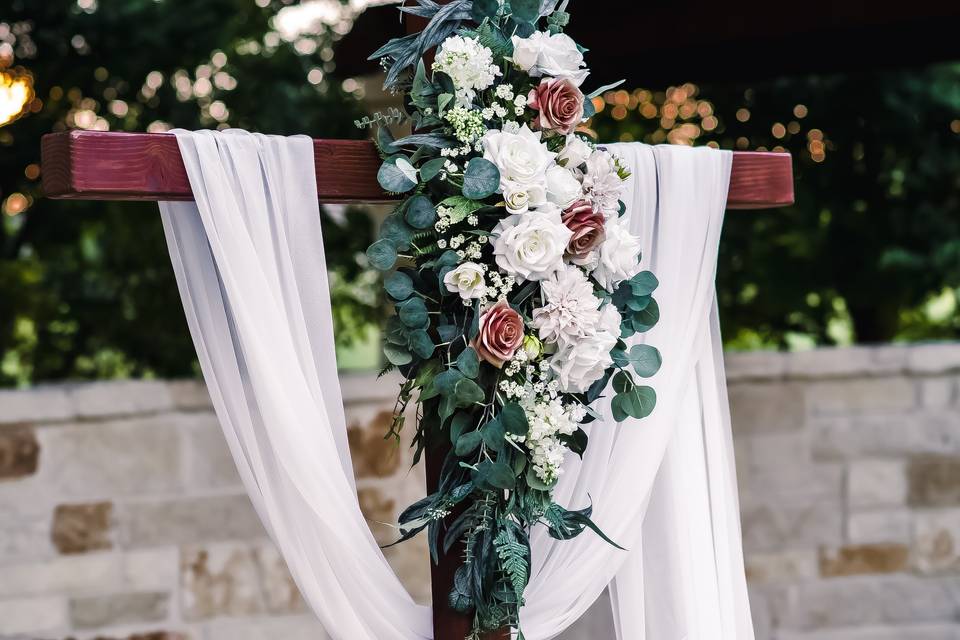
[527,77,585,135]
[561,200,606,259]
[471,300,525,368]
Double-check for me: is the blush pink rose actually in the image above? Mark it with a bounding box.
[471,300,525,368]
[527,77,585,135]
[561,200,606,259]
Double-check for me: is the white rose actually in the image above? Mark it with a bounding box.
[548,329,617,393]
[492,205,572,282]
[592,216,643,291]
[503,180,547,214]
[545,165,582,209]
[558,135,592,168]
[482,125,556,192]
[443,262,487,300]
[597,303,623,337]
[509,32,590,86]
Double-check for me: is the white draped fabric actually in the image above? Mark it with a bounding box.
[158,129,753,640]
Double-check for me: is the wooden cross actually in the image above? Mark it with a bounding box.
[39,129,792,640]
[39,11,793,635]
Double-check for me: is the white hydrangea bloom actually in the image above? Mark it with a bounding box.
[531,265,602,347]
[432,36,501,107]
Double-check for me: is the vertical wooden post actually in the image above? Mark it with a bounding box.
[406,9,508,640]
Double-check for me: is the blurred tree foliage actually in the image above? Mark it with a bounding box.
[589,64,960,348]
[0,0,381,386]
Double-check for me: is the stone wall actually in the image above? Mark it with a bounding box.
[0,343,958,639]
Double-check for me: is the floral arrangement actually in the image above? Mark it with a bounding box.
[363,0,661,636]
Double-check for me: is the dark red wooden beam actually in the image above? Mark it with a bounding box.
[41,130,794,209]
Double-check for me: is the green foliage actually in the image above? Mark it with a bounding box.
[589,64,960,346]
[0,0,375,387]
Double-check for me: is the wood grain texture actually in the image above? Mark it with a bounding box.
[42,130,794,208]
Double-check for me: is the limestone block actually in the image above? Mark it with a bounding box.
[119,495,264,548]
[907,344,960,375]
[357,486,398,545]
[123,547,180,591]
[67,380,173,419]
[922,377,956,409]
[847,509,913,545]
[347,409,404,478]
[0,552,122,598]
[772,575,960,631]
[52,501,115,554]
[167,380,213,411]
[37,416,182,498]
[180,540,304,621]
[909,456,960,507]
[0,387,73,425]
[913,508,960,574]
[198,614,330,640]
[724,350,787,381]
[806,377,916,416]
[812,414,960,460]
[819,543,910,577]
[728,382,805,436]
[70,591,170,629]
[0,497,55,564]
[0,595,68,635]
[847,459,908,509]
[744,549,819,583]
[740,500,843,554]
[0,424,39,480]
[777,623,960,640]
[785,346,887,379]
[179,413,241,490]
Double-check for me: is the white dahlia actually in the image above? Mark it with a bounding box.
[531,265,602,346]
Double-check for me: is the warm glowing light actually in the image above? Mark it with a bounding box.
[702,115,718,131]
[771,122,786,138]
[735,136,749,149]
[807,129,824,141]
[612,105,627,120]
[24,163,40,180]
[0,68,34,127]
[951,120,960,134]
[787,121,801,135]
[793,104,808,118]
[735,108,750,122]
[591,96,605,113]
[3,192,28,216]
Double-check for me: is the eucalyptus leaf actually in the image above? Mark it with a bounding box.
[408,329,435,359]
[398,297,428,328]
[629,271,659,296]
[384,271,414,300]
[456,347,480,378]
[420,157,447,182]
[379,214,413,250]
[450,412,473,443]
[405,195,437,229]
[510,0,540,23]
[436,369,464,395]
[454,377,486,406]
[616,385,657,419]
[481,417,505,450]
[587,79,626,100]
[378,157,417,193]
[627,344,662,377]
[376,126,398,155]
[392,132,457,149]
[455,430,483,456]
[462,158,500,200]
[500,402,529,437]
[631,298,660,332]
[366,239,397,271]
[472,0,500,21]
[383,343,412,366]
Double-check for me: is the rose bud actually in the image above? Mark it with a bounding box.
[561,199,606,260]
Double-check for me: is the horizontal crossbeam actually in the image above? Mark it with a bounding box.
[41,130,794,209]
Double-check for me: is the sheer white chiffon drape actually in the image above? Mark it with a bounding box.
[158,129,753,640]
